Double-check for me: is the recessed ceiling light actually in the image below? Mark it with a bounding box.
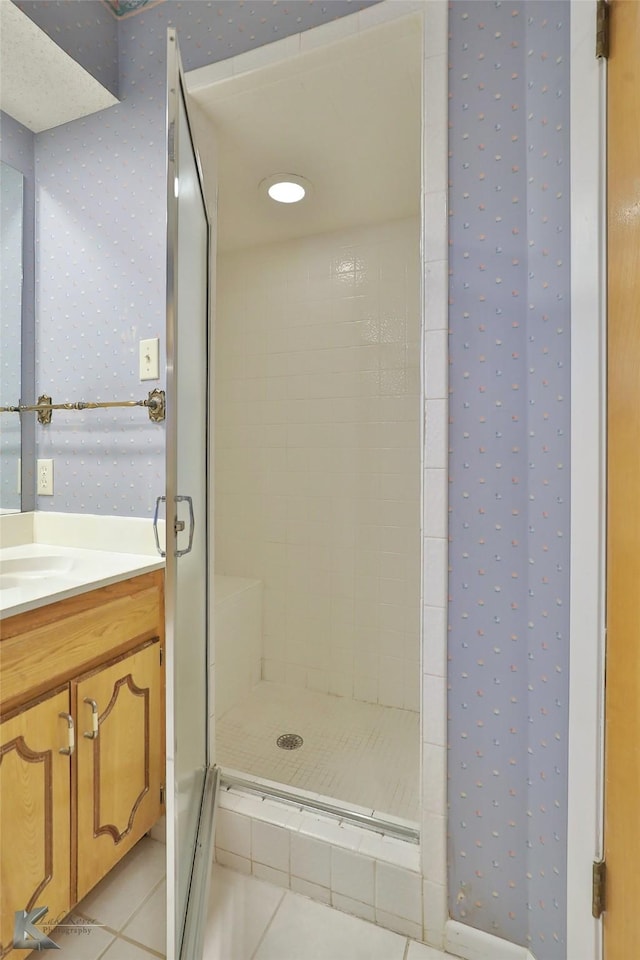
[260,174,312,204]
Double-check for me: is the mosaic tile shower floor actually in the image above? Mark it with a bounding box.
[216,681,420,822]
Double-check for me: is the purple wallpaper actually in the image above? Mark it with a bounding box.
[447,3,570,956]
[32,0,377,516]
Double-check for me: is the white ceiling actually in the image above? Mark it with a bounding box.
[188,16,422,253]
[0,0,117,133]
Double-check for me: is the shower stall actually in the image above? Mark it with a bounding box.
[189,12,425,832]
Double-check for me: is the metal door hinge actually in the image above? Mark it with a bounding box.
[160,784,166,806]
[592,859,606,918]
[159,646,164,667]
[596,0,610,59]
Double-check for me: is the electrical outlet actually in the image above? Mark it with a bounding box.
[37,459,54,496]
[139,338,160,381]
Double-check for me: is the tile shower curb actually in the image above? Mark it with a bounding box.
[214,788,448,947]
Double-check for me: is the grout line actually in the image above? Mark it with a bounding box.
[248,885,288,960]
[95,935,118,960]
[402,937,411,960]
[113,930,166,958]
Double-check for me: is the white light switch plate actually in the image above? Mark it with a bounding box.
[139,338,160,381]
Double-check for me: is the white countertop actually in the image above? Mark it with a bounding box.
[0,542,164,619]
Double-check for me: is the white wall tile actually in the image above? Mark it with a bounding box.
[215,848,251,875]
[423,469,448,540]
[424,399,448,469]
[375,908,422,941]
[252,862,290,890]
[331,892,376,923]
[422,674,447,748]
[423,55,448,194]
[423,604,447,678]
[423,538,448,608]
[216,809,251,860]
[290,833,331,888]
[216,220,422,708]
[376,863,422,924]
[423,192,448,263]
[331,848,375,905]
[422,744,447,817]
[420,815,447,888]
[252,820,290,873]
[425,331,448,400]
[423,0,448,60]
[424,260,448,334]
[422,879,448,949]
[290,876,331,905]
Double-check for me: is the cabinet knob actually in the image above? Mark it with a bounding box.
[58,712,75,755]
[83,698,99,740]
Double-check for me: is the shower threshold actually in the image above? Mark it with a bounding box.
[219,769,420,845]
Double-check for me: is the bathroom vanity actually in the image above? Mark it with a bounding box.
[0,566,165,958]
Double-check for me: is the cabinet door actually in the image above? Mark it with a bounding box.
[75,641,163,901]
[0,689,72,959]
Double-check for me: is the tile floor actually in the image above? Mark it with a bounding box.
[48,838,446,960]
[204,864,446,960]
[216,681,420,821]
[50,836,166,959]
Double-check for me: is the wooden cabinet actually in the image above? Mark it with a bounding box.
[0,571,164,957]
[0,690,72,960]
[75,642,163,900]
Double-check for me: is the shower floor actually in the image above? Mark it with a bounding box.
[216,681,420,823]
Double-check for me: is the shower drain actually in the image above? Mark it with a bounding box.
[276,733,304,751]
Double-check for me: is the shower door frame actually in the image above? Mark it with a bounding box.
[165,29,219,960]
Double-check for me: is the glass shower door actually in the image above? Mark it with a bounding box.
[164,29,217,960]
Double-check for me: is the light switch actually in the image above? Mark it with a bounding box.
[139,338,160,381]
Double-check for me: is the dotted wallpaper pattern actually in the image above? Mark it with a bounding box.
[0,161,23,513]
[29,0,378,516]
[447,3,570,957]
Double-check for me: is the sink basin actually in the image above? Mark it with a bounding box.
[0,556,75,579]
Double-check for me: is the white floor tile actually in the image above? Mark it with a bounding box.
[49,913,115,959]
[121,881,166,954]
[217,681,420,820]
[252,891,407,960]
[202,865,285,960]
[100,937,162,959]
[76,837,166,932]
[406,941,447,960]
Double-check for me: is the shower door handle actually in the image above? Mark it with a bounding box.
[153,495,167,557]
[174,495,195,557]
[154,494,194,557]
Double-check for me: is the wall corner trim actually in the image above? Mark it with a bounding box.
[444,920,536,960]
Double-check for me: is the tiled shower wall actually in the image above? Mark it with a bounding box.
[215,218,421,711]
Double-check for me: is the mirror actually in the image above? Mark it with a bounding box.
[0,1,119,514]
[0,161,23,514]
